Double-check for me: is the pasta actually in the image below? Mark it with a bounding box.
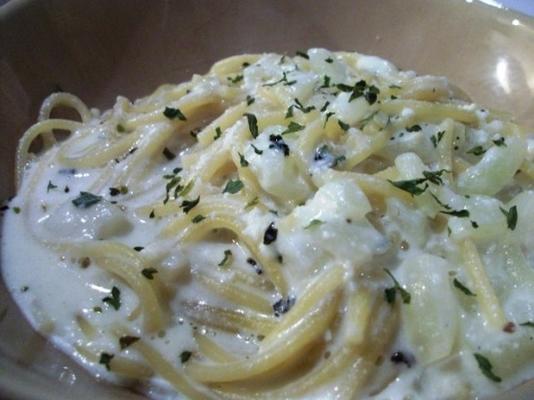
[2,48,534,400]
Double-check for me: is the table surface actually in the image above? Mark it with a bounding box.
[0,0,533,16]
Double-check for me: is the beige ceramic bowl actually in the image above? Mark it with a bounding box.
[1,0,534,398]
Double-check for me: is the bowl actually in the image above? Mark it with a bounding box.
[1,0,534,398]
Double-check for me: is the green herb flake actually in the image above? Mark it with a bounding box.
[493,137,506,147]
[102,286,121,310]
[519,321,534,327]
[47,180,57,192]
[180,351,192,363]
[227,74,243,84]
[116,124,126,133]
[422,169,448,185]
[251,144,263,155]
[320,75,331,89]
[500,205,517,230]
[430,130,446,148]
[93,306,102,313]
[99,352,114,371]
[218,249,233,267]
[141,267,158,280]
[304,219,324,229]
[12,206,21,214]
[119,336,140,350]
[285,105,294,118]
[180,196,200,213]
[294,98,315,113]
[192,214,206,224]
[244,113,259,138]
[441,209,470,218]
[467,146,487,156]
[214,126,223,140]
[133,246,144,252]
[453,278,476,296]
[325,57,333,63]
[474,353,502,383]
[223,179,244,194]
[238,152,249,167]
[323,112,335,127]
[320,101,330,112]
[109,186,128,196]
[162,147,176,160]
[163,107,187,121]
[72,192,102,208]
[282,121,305,135]
[388,179,428,196]
[406,125,422,132]
[246,95,255,106]
[338,120,350,131]
[384,268,411,304]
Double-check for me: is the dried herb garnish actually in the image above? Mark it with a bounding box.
[263,222,278,245]
[474,353,502,383]
[500,205,517,230]
[141,268,158,280]
[273,296,296,316]
[99,353,114,371]
[384,268,411,305]
[453,278,476,296]
[119,336,140,350]
[180,196,200,213]
[163,107,186,121]
[244,113,259,138]
[268,134,290,156]
[223,179,244,194]
[102,286,121,310]
[218,249,233,267]
[72,192,102,208]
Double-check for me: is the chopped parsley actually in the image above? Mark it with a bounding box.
[295,50,309,59]
[406,124,422,132]
[268,134,290,156]
[72,192,102,208]
[294,98,315,113]
[500,205,517,230]
[251,144,263,155]
[218,249,233,267]
[102,286,121,310]
[141,268,158,280]
[227,74,243,84]
[320,75,331,89]
[337,80,379,104]
[388,169,448,196]
[304,219,324,229]
[314,145,345,168]
[109,186,128,196]
[162,147,176,160]
[453,278,476,296]
[493,137,506,146]
[47,180,57,192]
[180,196,200,213]
[213,126,222,140]
[238,152,249,167]
[474,353,502,382]
[273,296,296,316]
[320,101,330,112]
[12,206,21,214]
[430,130,445,147]
[133,246,144,252]
[384,268,411,305]
[180,351,192,363]
[338,120,350,131]
[192,214,206,223]
[440,209,470,218]
[281,121,305,135]
[149,209,155,219]
[325,57,333,63]
[119,336,140,350]
[246,95,255,105]
[263,222,278,245]
[519,322,534,327]
[99,352,114,371]
[324,112,335,127]
[285,105,294,118]
[263,71,296,87]
[388,179,428,196]
[223,179,244,194]
[244,113,259,138]
[467,146,487,156]
[163,107,186,121]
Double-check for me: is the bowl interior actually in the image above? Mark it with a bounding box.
[1,0,534,398]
